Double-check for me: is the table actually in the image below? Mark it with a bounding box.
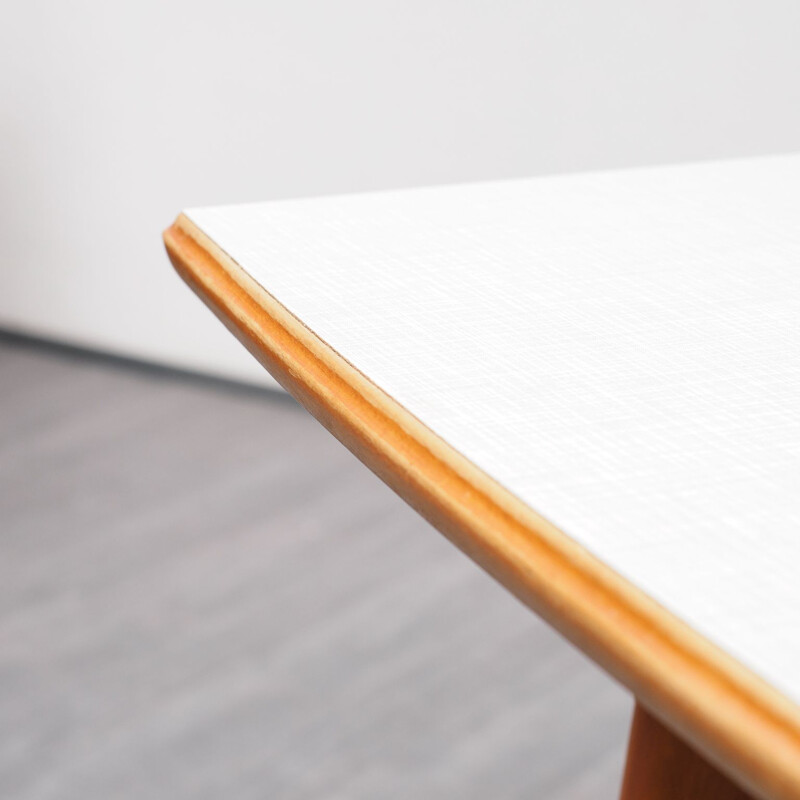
[164,154,800,799]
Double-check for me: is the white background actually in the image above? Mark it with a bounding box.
[2,1,800,386]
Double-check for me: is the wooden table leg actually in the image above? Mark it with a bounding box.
[619,703,754,799]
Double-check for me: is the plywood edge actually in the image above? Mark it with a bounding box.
[164,213,800,800]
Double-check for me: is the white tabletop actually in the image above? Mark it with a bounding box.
[186,154,800,707]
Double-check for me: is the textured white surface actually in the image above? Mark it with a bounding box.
[187,154,800,705]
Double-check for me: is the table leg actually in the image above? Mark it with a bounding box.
[619,703,754,799]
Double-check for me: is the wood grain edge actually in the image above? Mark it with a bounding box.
[164,213,800,800]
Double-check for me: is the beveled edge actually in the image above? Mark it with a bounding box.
[164,212,800,800]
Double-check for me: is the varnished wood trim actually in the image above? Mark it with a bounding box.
[164,214,800,800]
[620,703,754,799]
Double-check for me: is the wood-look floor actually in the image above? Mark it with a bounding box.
[0,336,630,799]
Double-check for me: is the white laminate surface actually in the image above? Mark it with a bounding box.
[187,154,800,704]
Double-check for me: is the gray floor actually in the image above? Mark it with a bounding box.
[0,337,631,799]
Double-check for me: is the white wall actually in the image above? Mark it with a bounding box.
[2,1,799,387]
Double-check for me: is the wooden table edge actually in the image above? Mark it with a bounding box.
[164,212,800,800]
